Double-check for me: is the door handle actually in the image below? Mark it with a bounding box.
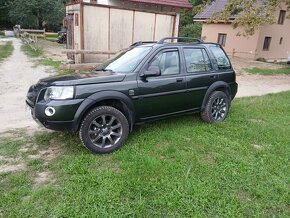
[176,78,184,82]
[209,75,218,79]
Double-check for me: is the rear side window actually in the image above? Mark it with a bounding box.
[183,48,212,73]
[209,46,231,70]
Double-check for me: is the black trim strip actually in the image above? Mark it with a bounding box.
[132,86,208,99]
[139,108,200,120]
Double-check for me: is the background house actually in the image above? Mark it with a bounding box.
[66,0,192,63]
[194,0,290,62]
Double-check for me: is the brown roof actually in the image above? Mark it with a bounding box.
[122,0,192,9]
[194,0,264,20]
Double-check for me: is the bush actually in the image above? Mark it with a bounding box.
[179,22,202,39]
[256,57,267,62]
[0,31,4,36]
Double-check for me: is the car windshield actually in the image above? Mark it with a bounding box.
[95,46,152,73]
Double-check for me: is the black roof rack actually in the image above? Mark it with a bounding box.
[158,37,203,44]
[130,41,157,47]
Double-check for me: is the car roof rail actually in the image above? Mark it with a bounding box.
[157,37,203,44]
[130,41,157,47]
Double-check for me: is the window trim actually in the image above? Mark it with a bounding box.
[147,48,181,77]
[217,33,227,47]
[182,47,213,74]
[263,37,272,51]
[278,10,286,25]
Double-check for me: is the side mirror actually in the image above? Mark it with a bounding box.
[141,66,161,78]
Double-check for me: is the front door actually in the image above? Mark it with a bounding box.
[135,48,188,120]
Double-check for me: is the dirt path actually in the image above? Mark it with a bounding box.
[236,74,290,97]
[0,38,49,133]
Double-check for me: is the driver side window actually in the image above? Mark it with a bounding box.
[149,50,180,76]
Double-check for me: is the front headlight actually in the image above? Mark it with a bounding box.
[44,86,74,101]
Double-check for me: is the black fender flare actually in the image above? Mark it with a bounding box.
[73,91,135,132]
[201,81,232,111]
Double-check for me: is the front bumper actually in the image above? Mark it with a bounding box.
[26,98,84,132]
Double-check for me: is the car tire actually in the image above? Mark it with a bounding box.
[79,106,129,154]
[201,91,230,123]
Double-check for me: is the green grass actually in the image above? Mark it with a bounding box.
[21,44,74,75]
[246,67,290,75]
[1,92,290,217]
[0,41,14,62]
[21,44,43,58]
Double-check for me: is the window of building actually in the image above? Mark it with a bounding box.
[279,37,283,45]
[209,45,231,70]
[183,49,212,73]
[278,10,286,25]
[263,37,272,51]
[217,33,227,46]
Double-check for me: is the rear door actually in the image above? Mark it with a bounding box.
[182,47,218,109]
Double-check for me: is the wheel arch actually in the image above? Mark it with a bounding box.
[201,81,232,111]
[73,91,135,132]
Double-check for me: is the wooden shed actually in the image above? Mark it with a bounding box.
[65,0,192,63]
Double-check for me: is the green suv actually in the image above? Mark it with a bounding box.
[26,37,238,154]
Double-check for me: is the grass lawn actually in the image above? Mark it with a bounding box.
[21,43,74,75]
[0,41,14,62]
[1,92,290,217]
[246,67,290,75]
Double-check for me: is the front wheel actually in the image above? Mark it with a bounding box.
[79,106,129,154]
[201,91,230,123]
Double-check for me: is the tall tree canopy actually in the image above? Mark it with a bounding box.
[179,0,290,38]
[0,0,12,28]
[7,0,68,31]
[198,0,290,35]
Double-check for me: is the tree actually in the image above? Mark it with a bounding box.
[0,0,13,29]
[179,0,203,38]
[199,0,290,35]
[7,0,66,32]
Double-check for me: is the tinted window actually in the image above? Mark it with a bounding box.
[149,50,180,75]
[183,48,212,73]
[209,46,231,70]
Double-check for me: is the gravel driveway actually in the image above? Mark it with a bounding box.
[0,38,48,133]
[0,38,289,133]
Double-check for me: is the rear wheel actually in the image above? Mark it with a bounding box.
[79,106,129,154]
[201,91,230,123]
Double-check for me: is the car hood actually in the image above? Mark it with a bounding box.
[38,71,126,86]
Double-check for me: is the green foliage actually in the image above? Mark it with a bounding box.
[179,0,203,38]
[1,91,290,216]
[0,41,14,62]
[203,0,290,36]
[21,44,43,58]
[7,0,65,32]
[179,22,202,39]
[0,0,13,28]
[245,67,290,75]
[21,43,75,75]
